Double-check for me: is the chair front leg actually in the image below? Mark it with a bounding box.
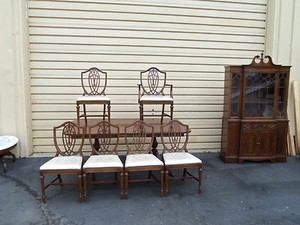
[76,103,80,125]
[198,166,202,193]
[170,104,174,120]
[160,170,164,197]
[83,173,87,201]
[165,170,169,196]
[78,174,83,202]
[161,104,165,124]
[40,173,46,203]
[139,104,144,121]
[120,172,124,199]
[103,104,106,121]
[83,104,87,124]
[107,103,111,122]
[124,171,129,199]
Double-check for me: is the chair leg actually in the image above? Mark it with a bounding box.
[148,170,152,182]
[170,104,174,120]
[57,174,63,187]
[160,170,164,197]
[139,104,144,121]
[1,159,6,174]
[40,173,46,203]
[103,104,106,121]
[182,168,187,181]
[124,172,128,199]
[83,173,87,201]
[198,166,202,193]
[161,104,165,124]
[120,172,124,199]
[78,174,83,202]
[76,103,80,125]
[165,170,169,196]
[83,104,87,125]
[114,172,118,184]
[107,103,111,122]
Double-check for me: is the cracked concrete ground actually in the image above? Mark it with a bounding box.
[1,153,300,225]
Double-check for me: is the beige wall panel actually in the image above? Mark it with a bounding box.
[29,0,267,154]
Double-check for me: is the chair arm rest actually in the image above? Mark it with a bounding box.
[165,84,173,98]
[138,84,142,100]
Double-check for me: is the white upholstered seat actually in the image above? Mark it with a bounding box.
[163,152,202,166]
[125,154,164,168]
[140,95,173,102]
[76,95,110,102]
[83,155,123,169]
[40,156,83,171]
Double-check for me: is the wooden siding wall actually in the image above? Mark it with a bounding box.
[28,0,267,154]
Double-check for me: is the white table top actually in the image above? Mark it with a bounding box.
[0,136,18,151]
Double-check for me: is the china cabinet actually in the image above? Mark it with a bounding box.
[220,52,291,163]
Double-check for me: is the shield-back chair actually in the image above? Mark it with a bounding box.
[76,67,111,125]
[160,120,202,196]
[39,121,85,203]
[82,121,124,200]
[124,120,164,199]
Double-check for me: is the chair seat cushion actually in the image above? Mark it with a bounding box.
[40,156,83,171]
[163,152,202,166]
[140,95,173,102]
[125,154,164,168]
[83,155,123,169]
[76,95,110,102]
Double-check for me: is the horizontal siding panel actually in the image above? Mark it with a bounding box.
[30,53,261,65]
[29,0,266,154]
[29,0,266,13]
[29,36,264,50]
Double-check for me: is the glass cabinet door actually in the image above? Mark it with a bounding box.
[230,73,242,117]
[244,73,276,117]
[277,73,288,117]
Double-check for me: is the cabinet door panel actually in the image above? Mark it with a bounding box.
[260,130,276,156]
[240,131,258,156]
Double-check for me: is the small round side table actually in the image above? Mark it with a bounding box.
[0,136,18,174]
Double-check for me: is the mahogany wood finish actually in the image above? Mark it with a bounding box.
[39,121,85,203]
[138,67,174,124]
[82,121,124,200]
[220,52,291,163]
[124,120,164,199]
[76,67,111,125]
[160,120,202,195]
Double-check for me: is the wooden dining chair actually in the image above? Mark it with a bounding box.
[138,67,174,124]
[39,121,85,203]
[124,120,164,199]
[76,67,111,125]
[160,120,202,196]
[82,121,124,201]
